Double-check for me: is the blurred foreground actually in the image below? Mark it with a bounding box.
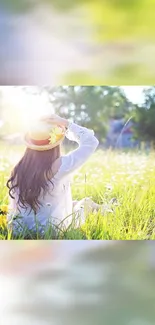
[0,241,155,325]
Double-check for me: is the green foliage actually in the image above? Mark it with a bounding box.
[133,87,155,144]
[47,86,131,141]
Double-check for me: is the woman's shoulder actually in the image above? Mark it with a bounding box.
[51,156,70,177]
[51,157,62,177]
[52,155,73,180]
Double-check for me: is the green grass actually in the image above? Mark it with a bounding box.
[0,143,155,240]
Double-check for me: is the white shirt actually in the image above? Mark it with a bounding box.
[7,122,99,233]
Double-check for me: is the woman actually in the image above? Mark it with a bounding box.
[7,114,101,236]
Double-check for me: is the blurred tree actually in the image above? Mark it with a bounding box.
[133,87,155,147]
[48,86,131,141]
[0,86,136,141]
[48,86,108,141]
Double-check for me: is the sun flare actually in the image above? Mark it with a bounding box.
[0,87,54,133]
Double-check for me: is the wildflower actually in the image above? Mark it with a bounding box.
[0,205,8,215]
[49,133,57,144]
[0,206,7,227]
[105,184,113,191]
[49,127,64,144]
[54,127,63,136]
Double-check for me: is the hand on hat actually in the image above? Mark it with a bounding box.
[41,114,69,129]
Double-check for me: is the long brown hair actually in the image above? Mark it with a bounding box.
[7,146,60,214]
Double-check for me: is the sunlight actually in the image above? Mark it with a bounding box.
[0,87,54,133]
[121,86,149,104]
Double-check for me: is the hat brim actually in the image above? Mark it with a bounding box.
[24,134,65,151]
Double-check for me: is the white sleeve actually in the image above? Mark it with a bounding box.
[56,122,99,178]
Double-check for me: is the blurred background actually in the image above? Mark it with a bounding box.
[1,0,155,84]
[0,85,155,150]
[1,241,155,325]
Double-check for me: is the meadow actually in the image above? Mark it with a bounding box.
[0,143,155,240]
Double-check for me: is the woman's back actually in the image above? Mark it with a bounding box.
[7,120,99,234]
[11,172,73,232]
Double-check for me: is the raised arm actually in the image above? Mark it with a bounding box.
[41,114,99,178]
[57,122,99,177]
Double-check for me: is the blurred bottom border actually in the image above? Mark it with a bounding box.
[0,240,155,325]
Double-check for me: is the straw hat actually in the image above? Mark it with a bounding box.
[24,121,66,151]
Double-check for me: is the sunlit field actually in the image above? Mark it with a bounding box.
[0,143,155,240]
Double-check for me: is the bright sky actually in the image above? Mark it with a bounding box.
[121,86,149,104]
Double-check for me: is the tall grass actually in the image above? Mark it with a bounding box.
[0,143,155,240]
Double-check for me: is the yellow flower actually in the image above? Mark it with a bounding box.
[0,215,7,228]
[49,133,57,144]
[49,127,63,144]
[54,127,63,136]
[0,205,8,214]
